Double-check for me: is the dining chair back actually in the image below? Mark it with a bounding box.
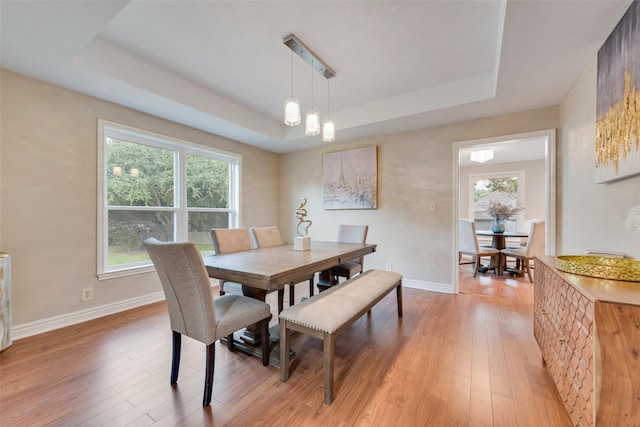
[458,219,500,277]
[249,226,283,248]
[211,227,253,254]
[500,220,545,282]
[332,224,369,283]
[210,228,253,295]
[249,226,315,311]
[143,238,271,407]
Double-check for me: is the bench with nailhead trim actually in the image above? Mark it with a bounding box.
[279,269,403,404]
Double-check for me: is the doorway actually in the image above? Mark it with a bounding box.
[452,129,556,294]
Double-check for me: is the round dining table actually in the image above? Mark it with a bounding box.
[476,230,529,250]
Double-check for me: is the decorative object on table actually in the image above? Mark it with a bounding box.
[627,205,640,231]
[323,146,377,210]
[0,253,11,352]
[556,255,640,282]
[294,197,312,251]
[481,200,523,233]
[595,0,640,183]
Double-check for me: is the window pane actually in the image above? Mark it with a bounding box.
[186,154,229,208]
[473,177,520,231]
[108,210,174,266]
[107,138,174,207]
[188,211,229,251]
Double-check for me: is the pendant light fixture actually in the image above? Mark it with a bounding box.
[284,51,301,126]
[305,58,320,136]
[283,34,336,139]
[322,79,335,142]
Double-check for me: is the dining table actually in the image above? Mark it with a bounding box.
[475,230,528,250]
[203,240,377,363]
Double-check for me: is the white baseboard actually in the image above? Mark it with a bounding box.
[12,291,166,340]
[402,278,454,294]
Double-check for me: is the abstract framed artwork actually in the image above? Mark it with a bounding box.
[595,0,640,183]
[323,146,377,209]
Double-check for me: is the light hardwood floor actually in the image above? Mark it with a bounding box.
[0,268,571,426]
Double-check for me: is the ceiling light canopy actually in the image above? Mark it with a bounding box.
[283,34,337,142]
[470,149,494,163]
[283,35,336,79]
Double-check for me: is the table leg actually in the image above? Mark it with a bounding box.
[219,285,293,367]
[317,268,339,292]
[239,285,270,346]
[493,235,506,250]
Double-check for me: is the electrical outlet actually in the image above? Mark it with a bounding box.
[385,262,392,271]
[81,287,94,301]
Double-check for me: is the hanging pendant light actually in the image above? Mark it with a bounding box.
[305,58,320,136]
[322,79,335,142]
[284,51,301,126]
[283,34,336,139]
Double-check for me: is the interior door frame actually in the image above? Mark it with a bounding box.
[452,129,556,293]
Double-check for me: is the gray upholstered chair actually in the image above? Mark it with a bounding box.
[500,220,545,282]
[143,238,271,407]
[250,226,315,312]
[210,228,253,295]
[458,218,500,277]
[332,224,369,283]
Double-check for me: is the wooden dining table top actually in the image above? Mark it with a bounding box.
[203,241,377,292]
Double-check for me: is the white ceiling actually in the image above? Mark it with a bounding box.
[0,0,633,154]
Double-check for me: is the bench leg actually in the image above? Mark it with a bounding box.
[396,283,403,317]
[323,332,335,404]
[280,320,290,381]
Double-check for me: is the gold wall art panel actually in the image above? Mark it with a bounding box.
[595,0,640,183]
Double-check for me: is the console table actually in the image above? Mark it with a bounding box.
[534,256,640,426]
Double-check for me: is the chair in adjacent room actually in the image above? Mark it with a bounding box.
[500,220,545,282]
[210,228,254,296]
[503,218,543,270]
[331,224,369,284]
[143,238,271,407]
[249,226,315,312]
[458,218,500,277]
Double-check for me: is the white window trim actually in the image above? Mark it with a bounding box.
[97,119,241,280]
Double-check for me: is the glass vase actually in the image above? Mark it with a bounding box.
[492,217,505,233]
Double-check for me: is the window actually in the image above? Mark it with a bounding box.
[97,120,240,279]
[468,171,525,232]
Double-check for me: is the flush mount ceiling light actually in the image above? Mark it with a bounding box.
[470,149,494,163]
[283,34,336,140]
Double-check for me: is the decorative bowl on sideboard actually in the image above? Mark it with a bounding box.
[555,255,640,282]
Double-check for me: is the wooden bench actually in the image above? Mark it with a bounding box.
[279,269,403,404]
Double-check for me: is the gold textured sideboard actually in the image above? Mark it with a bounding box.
[534,256,640,426]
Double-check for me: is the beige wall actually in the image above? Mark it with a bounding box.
[279,107,558,290]
[558,59,640,258]
[460,159,547,223]
[0,70,279,327]
[4,47,639,335]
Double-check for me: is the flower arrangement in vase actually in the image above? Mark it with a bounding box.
[482,200,523,233]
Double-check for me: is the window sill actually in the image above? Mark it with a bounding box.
[98,264,156,281]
